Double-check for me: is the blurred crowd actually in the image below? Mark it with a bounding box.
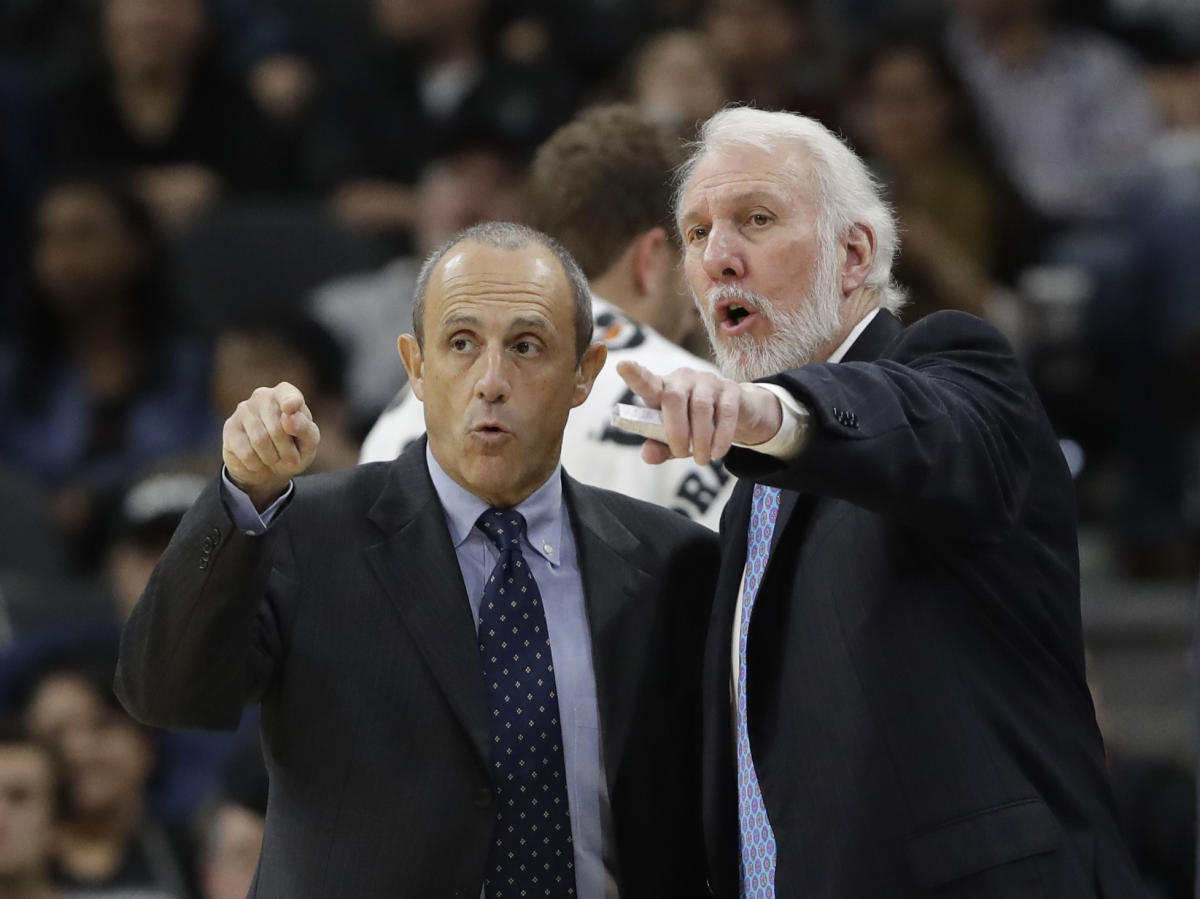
[0,0,1198,896]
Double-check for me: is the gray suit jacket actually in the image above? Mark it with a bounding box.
[117,439,717,898]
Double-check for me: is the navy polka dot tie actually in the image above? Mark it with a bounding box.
[476,508,576,898]
[737,484,780,897]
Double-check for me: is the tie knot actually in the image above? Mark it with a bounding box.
[752,483,781,505]
[475,508,527,553]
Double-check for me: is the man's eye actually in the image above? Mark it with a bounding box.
[513,341,538,356]
[450,337,473,352]
[750,213,771,226]
[687,226,708,243]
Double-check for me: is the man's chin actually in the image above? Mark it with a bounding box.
[716,338,815,382]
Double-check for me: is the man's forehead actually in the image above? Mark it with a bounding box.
[436,241,559,284]
[428,241,572,318]
[682,144,809,215]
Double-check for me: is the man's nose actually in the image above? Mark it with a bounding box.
[701,225,745,281]
[474,348,510,403]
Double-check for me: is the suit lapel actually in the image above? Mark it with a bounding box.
[843,308,902,363]
[760,311,899,561]
[563,476,654,797]
[364,439,490,767]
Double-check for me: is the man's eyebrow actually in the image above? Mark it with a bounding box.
[728,189,780,207]
[680,189,779,223]
[441,313,482,330]
[510,315,551,333]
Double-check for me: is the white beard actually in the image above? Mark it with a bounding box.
[698,254,843,382]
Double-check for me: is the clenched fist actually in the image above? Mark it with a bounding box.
[222,382,320,510]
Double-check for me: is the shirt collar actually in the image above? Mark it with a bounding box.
[425,444,566,567]
[827,307,880,364]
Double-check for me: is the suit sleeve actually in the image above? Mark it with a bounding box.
[115,478,294,730]
[726,312,1051,540]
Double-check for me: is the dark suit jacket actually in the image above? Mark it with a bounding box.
[703,310,1143,898]
[116,439,717,898]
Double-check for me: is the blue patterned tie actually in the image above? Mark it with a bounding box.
[476,509,576,898]
[737,484,781,898]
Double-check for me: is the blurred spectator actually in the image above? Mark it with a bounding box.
[525,0,663,96]
[1,0,312,111]
[210,0,315,123]
[526,103,706,356]
[44,0,298,227]
[699,0,840,125]
[210,316,359,472]
[310,129,527,430]
[621,28,729,139]
[0,719,67,898]
[0,175,216,572]
[849,35,1034,321]
[808,0,944,63]
[304,0,574,243]
[11,641,197,897]
[199,733,265,899]
[945,0,1159,231]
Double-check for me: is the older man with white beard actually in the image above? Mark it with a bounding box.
[618,107,1141,899]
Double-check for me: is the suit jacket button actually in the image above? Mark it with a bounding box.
[201,536,215,553]
[474,786,493,808]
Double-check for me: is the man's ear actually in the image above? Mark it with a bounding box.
[841,223,877,295]
[572,342,608,408]
[632,226,671,297]
[397,334,425,401]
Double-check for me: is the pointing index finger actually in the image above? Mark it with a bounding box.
[274,381,304,416]
[278,394,304,416]
[616,360,664,408]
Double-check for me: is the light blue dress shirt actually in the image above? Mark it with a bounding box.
[221,452,617,899]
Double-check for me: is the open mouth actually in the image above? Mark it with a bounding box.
[715,295,760,336]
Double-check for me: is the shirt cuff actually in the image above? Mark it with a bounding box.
[732,383,810,460]
[220,467,294,535]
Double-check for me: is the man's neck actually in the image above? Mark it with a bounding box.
[587,271,632,318]
[818,291,880,362]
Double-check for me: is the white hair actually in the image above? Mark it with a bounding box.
[675,106,907,314]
